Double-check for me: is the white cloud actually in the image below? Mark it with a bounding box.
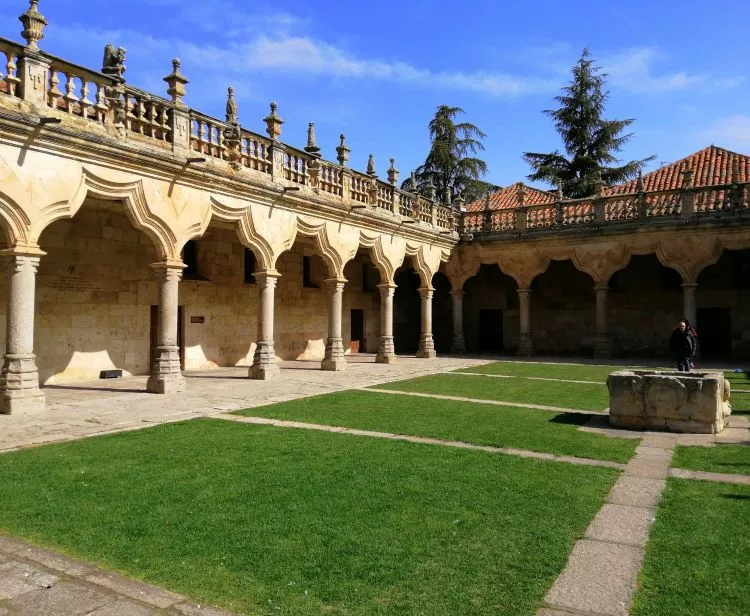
[602,48,742,94]
[699,115,750,149]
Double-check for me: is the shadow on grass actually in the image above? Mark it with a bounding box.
[548,413,591,427]
[722,493,750,501]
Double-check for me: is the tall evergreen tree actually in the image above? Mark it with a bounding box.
[523,49,654,198]
[402,105,489,203]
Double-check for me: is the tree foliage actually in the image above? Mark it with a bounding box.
[523,49,654,198]
[402,105,489,203]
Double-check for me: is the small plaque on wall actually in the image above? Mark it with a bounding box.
[190,316,205,324]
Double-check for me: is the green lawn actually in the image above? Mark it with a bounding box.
[672,444,750,476]
[370,373,610,411]
[724,370,750,389]
[457,361,635,382]
[730,392,750,416]
[0,419,618,616]
[631,479,750,616]
[235,390,636,463]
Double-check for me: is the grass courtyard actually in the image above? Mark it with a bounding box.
[0,360,747,615]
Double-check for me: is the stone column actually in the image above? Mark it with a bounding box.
[250,270,280,380]
[517,287,533,356]
[146,263,185,394]
[416,286,437,358]
[376,282,397,363]
[450,289,467,353]
[682,282,698,327]
[0,250,45,414]
[594,283,612,359]
[321,278,347,371]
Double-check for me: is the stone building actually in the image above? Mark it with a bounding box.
[0,1,748,414]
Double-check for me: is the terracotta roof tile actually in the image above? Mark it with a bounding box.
[466,182,556,212]
[467,145,750,211]
[604,145,750,195]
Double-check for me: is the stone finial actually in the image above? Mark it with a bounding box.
[732,158,741,184]
[336,134,350,167]
[681,165,694,188]
[556,185,564,200]
[263,102,283,141]
[593,175,605,196]
[387,158,399,185]
[636,170,644,193]
[425,176,436,201]
[366,154,376,177]
[102,44,127,79]
[304,122,320,156]
[443,185,452,205]
[484,189,493,211]
[516,183,526,207]
[453,191,466,211]
[225,86,238,124]
[19,0,47,50]
[164,58,188,107]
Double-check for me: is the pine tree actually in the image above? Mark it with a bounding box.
[523,49,654,198]
[403,105,488,203]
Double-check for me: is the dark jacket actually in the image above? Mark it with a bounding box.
[669,328,694,358]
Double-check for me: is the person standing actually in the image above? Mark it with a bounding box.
[670,319,694,372]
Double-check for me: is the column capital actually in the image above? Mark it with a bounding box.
[418,286,435,297]
[450,289,465,298]
[377,282,397,295]
[593,283,609,293]
[0,245,46,258]
[323,277,347,291]
[254,269,281,283]
[681,282,698,290]
[516,286,531,295]
[150,260,186,272]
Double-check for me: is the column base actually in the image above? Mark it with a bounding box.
[322,338,347,371]
[376,336,396,363]
[146,346,185,394]
[594,334,613,359]
[517,335,534,357]
[451,334,467,354]
[0,353,45,414]
[416,335,437,359]
[250,341,280,380]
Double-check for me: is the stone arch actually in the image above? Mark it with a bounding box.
[358,231,404,285]
[656,237,723,284]
[497,250,550,289]
[443,244,481,291]
[571,244,632,285]
[32,168,175,262]
[0,191,32,248]
[294,217,358,279]
[208,196,279,271]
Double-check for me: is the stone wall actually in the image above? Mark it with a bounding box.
[463,265,519,353]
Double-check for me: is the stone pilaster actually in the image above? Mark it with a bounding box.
[376,283,397,363]
[682,282,698,327]
[0,250,45,414]
[250,270,280,380]
[593,283,612,359]
[517,287,534,357]
[416,286,437,359]
[450,289,467,353]
[146,263,185,394]
[321,278,347,371]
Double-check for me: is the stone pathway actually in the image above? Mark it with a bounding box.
[367,387,605,414]
[538,433,677,616]
[219,413,625,470]
[0,536,236,616]
[0,355,491,453]
[456,372,605,385]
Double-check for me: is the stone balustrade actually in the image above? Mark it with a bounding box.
[0,14,456,233]
[462,181,750,238]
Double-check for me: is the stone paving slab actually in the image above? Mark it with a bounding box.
[585,504,656,548]
[623,456,672,479]
[670,467,750,485]
[607,475,666,509]
[84,571,183,609]
[715,427,749,444]
[542,539,644,616]
[221,414,626,469]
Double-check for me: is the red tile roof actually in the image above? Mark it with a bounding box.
[467,145,750,210]
[466,182,556,212]
[604,145,750,195]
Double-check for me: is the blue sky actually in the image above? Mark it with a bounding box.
[4,0,749,188]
